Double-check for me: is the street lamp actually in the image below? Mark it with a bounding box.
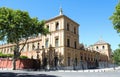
[113,59,116,70]
[41,46,47,70]
[35,46,41,70]
[81,61,84,71]
[36,47,40,59]
[111,54,115,70]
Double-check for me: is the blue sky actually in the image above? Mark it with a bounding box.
[0,0,119,50]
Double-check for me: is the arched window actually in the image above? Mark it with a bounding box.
[102,46,105,49]
[96,46,98,50]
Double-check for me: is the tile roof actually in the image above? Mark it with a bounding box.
[94,40,108,45]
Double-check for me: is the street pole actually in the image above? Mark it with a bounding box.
[113,60,115,70]
[36,46,41,71]
[42,46,47,70]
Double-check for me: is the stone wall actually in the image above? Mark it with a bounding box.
[0,58,39,70]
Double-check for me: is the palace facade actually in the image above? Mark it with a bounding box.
[0,9,112,69]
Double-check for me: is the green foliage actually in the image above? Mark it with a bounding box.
[0,7,49,70]
[110,2,120,65]
[0,52,13,58]
[113,48,120,65]
[19,56,28,59]
[0,52,27,59]
[0,7,49,43]
[110,2,120,33]
[7,54,14,57]
[0,7,49,56]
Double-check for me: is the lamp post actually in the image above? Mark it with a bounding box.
[41,46,47,70]
[35,46,41,70]
[111,55,115,70]
[36,49,40,59]
[81,61,84,71]
[113,60,115,70]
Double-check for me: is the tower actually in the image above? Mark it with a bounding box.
[44,8,80,66]
[93,39,112,62]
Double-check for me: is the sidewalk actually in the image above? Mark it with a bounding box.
[58,66,120,72]
[0,66,120,72]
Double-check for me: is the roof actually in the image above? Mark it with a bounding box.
[45,8,79,26]
[45,15,79,26]
[94,40,108,45]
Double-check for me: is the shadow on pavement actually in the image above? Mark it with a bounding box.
[0,72,58,77]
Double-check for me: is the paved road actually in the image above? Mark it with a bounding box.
[0,69,120,77]
[0,70,57,77]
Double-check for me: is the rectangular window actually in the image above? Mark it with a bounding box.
[74,27,76,34]
[55,38,59,47]
[56,22,59,31]
[45,39,49,48]
[47,25,49,31]
[67,39,70,47]
[67,23,69,31]
[32,43,35,50]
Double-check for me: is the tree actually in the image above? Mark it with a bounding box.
[110,1,120,33]
[0,7,49,70]
[113,48,120,65]
[110,1,120,65]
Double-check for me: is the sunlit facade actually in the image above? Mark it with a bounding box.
[0,9,112,69]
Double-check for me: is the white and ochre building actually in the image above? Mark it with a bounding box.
[0,9,112,69]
